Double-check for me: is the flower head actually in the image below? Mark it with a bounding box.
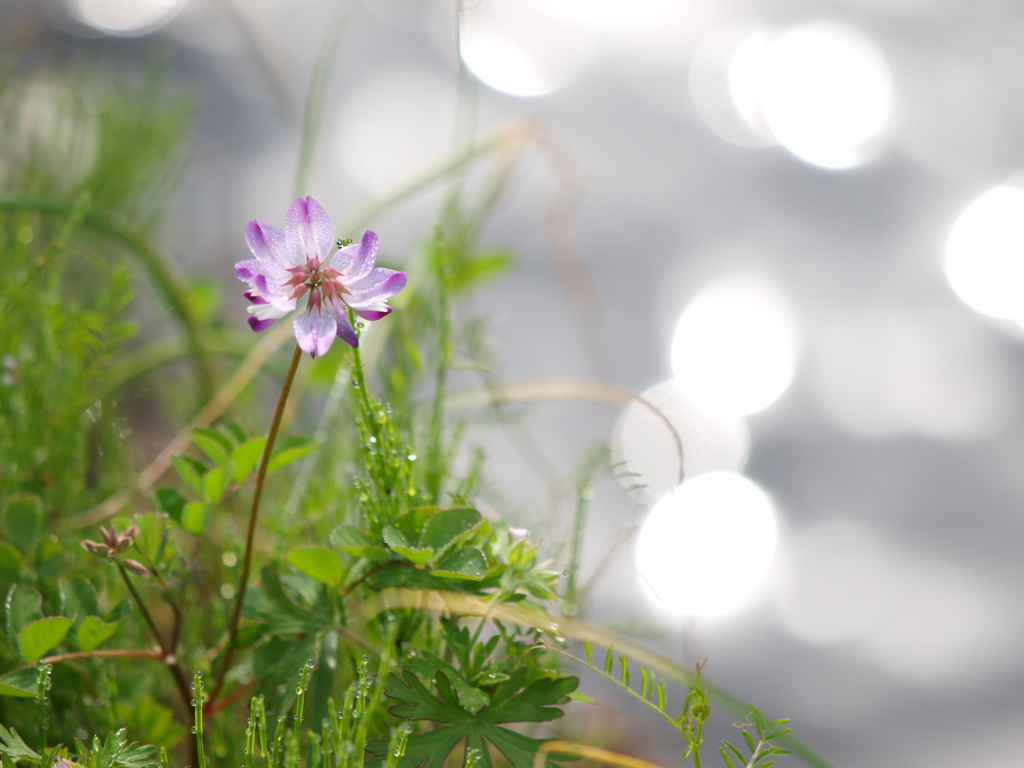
[235,197,406,357]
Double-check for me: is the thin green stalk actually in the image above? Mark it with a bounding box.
[117,563,198,764]
[349,329,379,443]
[211,343,304,706]
[562,481,589,614]
[117,563,167,653]
[424,243,451,504]
[193,672,208,768]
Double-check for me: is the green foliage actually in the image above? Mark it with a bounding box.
[381,668,577,768]
[720,708,793,768]
[0,39,821,768]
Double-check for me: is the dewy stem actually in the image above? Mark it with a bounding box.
[211,343,304,707]
[348,310,379,442]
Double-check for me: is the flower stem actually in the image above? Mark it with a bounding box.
[210,343,304,707]
[348,314,378,442]
[117,563,197,766]
[117,563,167,653]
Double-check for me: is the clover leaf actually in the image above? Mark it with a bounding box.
[383,667,578,768]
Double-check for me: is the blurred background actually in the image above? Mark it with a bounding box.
[6,0,1024,765]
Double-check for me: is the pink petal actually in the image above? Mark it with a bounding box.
[248,316,277,332]
[286,197,334,266]
[325,298,360,348]
[245,220,291,267]
[293,310,337,358]
[330,230,378,281]
[344,269,407,309]
[353,307,392,321]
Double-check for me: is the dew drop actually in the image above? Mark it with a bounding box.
[191,726,197,734]
[407,454,417,461]
[356,321,365,328]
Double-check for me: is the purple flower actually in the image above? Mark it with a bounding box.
[235,197,406,357]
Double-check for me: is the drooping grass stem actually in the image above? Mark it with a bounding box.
[211,343,304,706]
[117,562,198,767]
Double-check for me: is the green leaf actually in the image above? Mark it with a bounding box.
[0,669,41,698]
[267,437,317,473]
[331,525,392,562]
[181,502,210,535]
[244,567,327,637]
[154,487,186,523]
[78,615,122,651]
[64,577,100,619]
[743,731,757,753]
[107,597,132,623]
[5,585,42,644]
[221,421,247,445]
[286,547,345,587]
[253,634,317,714]
[421,508,483,564]
[432,548,488,581]
[382,525,411,549]
[134,512,171,565]
[393,507,439,545]
[723,741,745,764]
[384,526,434,565]
[170,455,206,495]
[391,548,435,567]
[192,427,232,465]
[231,437,267,484]
[202,466,228,504]
[19,616,72,664]
[33,538,62,580]
[0,544,22,583]
[0,725,42,757]
[383,668,578,768]
[367,564,466,591]
[4,495,43,553]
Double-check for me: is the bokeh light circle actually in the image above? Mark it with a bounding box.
[670,278,799,418]
[690,25,778,147]
[613,381,749,503]
[66,0,185,36]
[945,185,1024,322]
[759,21,893,168]
[459,0,597,97]
[635,473,777,617]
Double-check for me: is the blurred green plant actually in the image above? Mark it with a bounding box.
[0,27,832,768]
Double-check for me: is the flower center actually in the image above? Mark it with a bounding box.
[283,256,348,311]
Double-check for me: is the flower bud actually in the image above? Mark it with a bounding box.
[80,539,111,558]
[122,559,152,578]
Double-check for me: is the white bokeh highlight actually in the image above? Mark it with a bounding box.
[760,21,893,168]
[66,0,184,35]
[945,185,1024,323]
[636,473,777,617]
[690,25,778,147]
[613,381,749,503]
[671,278,799,418]
[459,0,597,97]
